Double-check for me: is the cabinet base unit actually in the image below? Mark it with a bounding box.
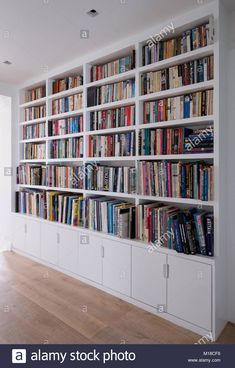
[11,213,216,338]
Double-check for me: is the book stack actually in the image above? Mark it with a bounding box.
[24,105,46,121]
[138,161,213,200]
[91,51,135,81]
[139,126,214,155]
[22,123,46,140]
[87,197,136,238]
[23,143,46,160]
[48,116,83,136]
[141,56,214,95]
[52,75,83,94]
[143,22,211,65]
[143,89,213,123]
[86,164,136,194]
[17,164,46,186]
[15,190,47,218]
[88,132,135,157]
[136,203,214,256]
[46,165,84,189]
[52,93,83,115]
[87,79,135,107]
[25,85,46,102]
[49,137,83,159]
[90,105,135,131]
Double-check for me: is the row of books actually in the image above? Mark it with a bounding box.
[49,137,83,159]
[15,189,213,256]
[51,93,83,115]
[48,116,83,136]
[88,132,135,157]
[141,56,214,95]
[87,79,135,107]
[25,85,46,103]
[46,165,84,189]
[90,51,135,81]
[24,105,46,121]
[143,22,211,65]
[138,161,213,201]
[22,122,46,140]
[136,203,213,256]
[17,164,46,186]
[90,105,135,131]
[139,126,214,155]
[52,75,83,94]
[143,89,214,123]
[85,164,136,194]
[17,164,83,189]
[23,143,46,160]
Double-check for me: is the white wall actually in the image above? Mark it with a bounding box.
[0,82,17,250]
[227,11,235,323]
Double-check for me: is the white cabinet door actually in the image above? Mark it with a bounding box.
[58,228,79,274]
[78,232,102,284]
[12,215,26,252]
[41,222,59,265]
[25,218,41,258]
[167,255,212,330]
[103,239,131,296]
[132,247,167,309]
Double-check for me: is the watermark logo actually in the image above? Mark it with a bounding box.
[147,22,175,49]
[185,126,213,152]
[147,230,174,254]
[12,349,27,364]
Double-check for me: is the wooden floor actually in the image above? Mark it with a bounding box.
[0,251,234,344]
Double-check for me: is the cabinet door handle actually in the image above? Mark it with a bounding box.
[163,264,169,279]
[101,246,104,258]
[57,232,60,244]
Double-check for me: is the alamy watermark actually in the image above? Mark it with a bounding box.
[185,126,213,152]
[147,229,174,254]
[146,22,175,49]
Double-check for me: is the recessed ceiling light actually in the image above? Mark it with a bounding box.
[2,60,12,65]
[87,9,99,17]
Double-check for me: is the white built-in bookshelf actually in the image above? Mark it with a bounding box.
[12,1,228,341]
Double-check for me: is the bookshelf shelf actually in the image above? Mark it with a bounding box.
[139,44,214,73]
[86,156,136,162]
[20,117,47,126]
[86,126,135,136]
[139,116,214,129]
[137,195,214,207]
[86,98,136,112]
[139,80,214,101]
[20,159,47,163]
[86,69,136,88]
[47,158,84,163]
[47,109,83,121]
[138,153,214,160]
[47,132,84,140]
[85,190,136,199]
[48,85,83,100]
[20,137,47,143]
[19,97,47,108]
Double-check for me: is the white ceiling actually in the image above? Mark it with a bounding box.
[0,0,226,86]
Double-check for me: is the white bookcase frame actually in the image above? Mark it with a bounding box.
[12,0,228,340]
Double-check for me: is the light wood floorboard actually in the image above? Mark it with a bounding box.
[0,251,234,344]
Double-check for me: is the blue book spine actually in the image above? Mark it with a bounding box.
[172,215,184,253]
[184,95,190,118]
